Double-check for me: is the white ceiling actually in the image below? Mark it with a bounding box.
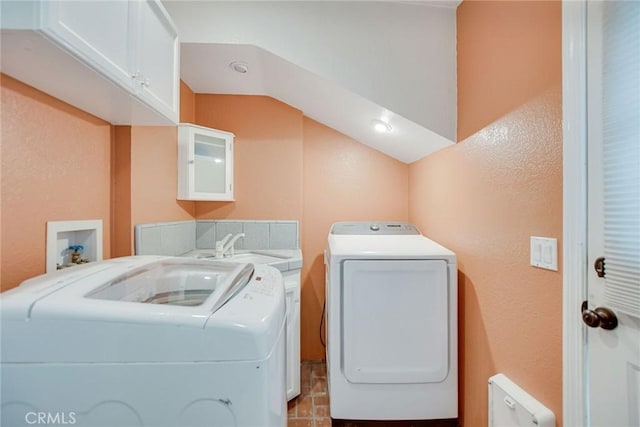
[164,1,460,164]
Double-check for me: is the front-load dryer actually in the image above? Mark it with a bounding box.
[325,222,458,421]
[1,256,286,427]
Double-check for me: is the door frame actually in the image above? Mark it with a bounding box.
[562,1,588,426]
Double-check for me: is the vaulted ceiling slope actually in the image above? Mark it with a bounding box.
[163,1,460,164]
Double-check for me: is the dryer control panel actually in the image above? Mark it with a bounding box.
[330,222,420,235]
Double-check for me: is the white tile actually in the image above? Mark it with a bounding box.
[160,225,179,256]
[196,221,216,249]
[137,225,162,255]
[215,221,244,250]
[269,221,299,249]
[243,222,270,250]
[178,221,196,254]
[135,221,195,256]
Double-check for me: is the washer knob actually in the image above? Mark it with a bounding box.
[370,224,380,231]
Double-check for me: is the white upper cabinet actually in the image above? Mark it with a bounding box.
[0,0,179,125]
[178,124,234,202]
[133,0,180,121]
[40,1,134,90]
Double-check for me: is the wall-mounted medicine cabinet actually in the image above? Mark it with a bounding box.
[177,123,234,201]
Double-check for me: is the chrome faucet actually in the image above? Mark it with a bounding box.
[216,232,244,258]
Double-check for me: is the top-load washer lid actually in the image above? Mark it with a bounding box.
[0,257,256,328]
[86,259,253,313]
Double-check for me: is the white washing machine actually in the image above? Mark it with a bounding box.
[1,256,286,427]
[325,222,458,421]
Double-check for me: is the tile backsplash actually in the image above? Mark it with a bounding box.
[135,219,299,255]
[239,222,269,250]
[197,220,299,250]
[135,221,196,256]
[195,221,216,249]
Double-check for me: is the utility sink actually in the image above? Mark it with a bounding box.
[194,251,289,265]
[225,252,289,264]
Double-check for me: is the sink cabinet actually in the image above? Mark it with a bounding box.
[0,0,179,125]
[283,270,301,400]
[177,124,234,201]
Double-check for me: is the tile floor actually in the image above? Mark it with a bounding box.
[288,360,458,427]
[287,360,330,427]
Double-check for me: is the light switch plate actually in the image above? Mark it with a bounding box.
[530,236,558,271]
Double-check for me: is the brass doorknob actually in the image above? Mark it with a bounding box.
[582,301,618,330]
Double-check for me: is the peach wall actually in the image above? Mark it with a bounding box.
[194,95,304,220]
[129,126,195,230]
[111,126,132,258]
[302,117,409,359]
[457,1,561,141]
[112,126,195,255]
[409,2,563,426]
[180,80,196,123]
[111,81,197,255]
[1,74,112,291]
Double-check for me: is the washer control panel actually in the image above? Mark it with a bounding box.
[330,222,420,235]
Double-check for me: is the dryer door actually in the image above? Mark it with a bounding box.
[342,259,449,384]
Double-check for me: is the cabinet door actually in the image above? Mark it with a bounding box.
[193,132,231,195]
[178,125,234,201]
[40,0,134,90]
[284,271,301,400]
[134,0,179,122]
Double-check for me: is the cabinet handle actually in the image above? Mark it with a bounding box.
[189,160,194,164]
[131,72,149,88]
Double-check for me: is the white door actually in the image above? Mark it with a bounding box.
[586,2,640,426]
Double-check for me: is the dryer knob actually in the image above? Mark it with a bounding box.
[370,224,380,231]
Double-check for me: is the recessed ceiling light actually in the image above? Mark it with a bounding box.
[372,119,392,133]
[230,61,249,74]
